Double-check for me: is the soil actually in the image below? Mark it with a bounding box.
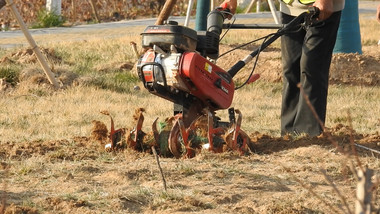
[0,124,379,213]
[1,45,380,213]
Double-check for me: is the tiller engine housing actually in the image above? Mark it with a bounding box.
[137,14,233,113]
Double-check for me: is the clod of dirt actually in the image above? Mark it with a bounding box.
[2,203,38,214]
[90,120,109,144]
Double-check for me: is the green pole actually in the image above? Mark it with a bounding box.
[195,0,210,31]
[333,0,362,54]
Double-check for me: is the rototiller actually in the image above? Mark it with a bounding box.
[106,6,319,158]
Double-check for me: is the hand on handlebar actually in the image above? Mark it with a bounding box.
[312,0,333,21]
[219,0,237,19]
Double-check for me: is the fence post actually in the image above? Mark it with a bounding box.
[46,0,61,15]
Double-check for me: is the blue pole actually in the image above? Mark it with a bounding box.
[333,0,362,54]
[195,0,210,31]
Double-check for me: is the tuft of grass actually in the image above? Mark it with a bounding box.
[87,72,139,93]
[0,65,19,86]
[32,9,65,28]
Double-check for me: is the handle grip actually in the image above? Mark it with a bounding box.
[215,3,231,19]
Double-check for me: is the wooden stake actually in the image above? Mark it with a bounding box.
[5,0,59,88]
[245,0,257,14]
[155,0,177,25]
[152,146,167,191]
[267,0,280,24]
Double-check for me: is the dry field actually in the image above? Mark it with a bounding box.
[1,8,380,214]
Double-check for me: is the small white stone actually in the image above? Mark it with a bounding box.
[202,143,210,150]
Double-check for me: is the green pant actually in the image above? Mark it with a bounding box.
[280,11,342,136]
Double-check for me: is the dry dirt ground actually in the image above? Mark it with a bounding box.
[1,44,380,213]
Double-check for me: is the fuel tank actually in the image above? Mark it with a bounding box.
[180,52,234,110]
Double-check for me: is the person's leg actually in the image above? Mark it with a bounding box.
[293,11,342,136]
[280,13,305,135]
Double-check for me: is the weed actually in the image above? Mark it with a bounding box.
[32,9,65,28]
[0,66,19,86]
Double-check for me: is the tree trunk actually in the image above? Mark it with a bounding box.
[46,0,62,15]
[71,0,77,21]
[89,0,100,23]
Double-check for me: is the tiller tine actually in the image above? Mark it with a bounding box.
[168,114,200,158]
[152,117,160,147]
[101,111,125,151]
[125,110,145,150]
[224,109,251,155]
[206,110,226,153]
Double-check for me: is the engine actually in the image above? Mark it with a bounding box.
[137,10,234,111]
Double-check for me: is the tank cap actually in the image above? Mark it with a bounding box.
[164,20,178,25]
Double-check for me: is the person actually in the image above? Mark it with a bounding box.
[377,3,380,23]
[220,0,345,137]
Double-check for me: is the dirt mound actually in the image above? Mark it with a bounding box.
[250,124,380,155]
[0,137,102,161]
[330,53,380,86]
[2,203,38,214]
[5,48,63,65]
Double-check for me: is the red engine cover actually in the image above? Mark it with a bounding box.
[180,52,234,110]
